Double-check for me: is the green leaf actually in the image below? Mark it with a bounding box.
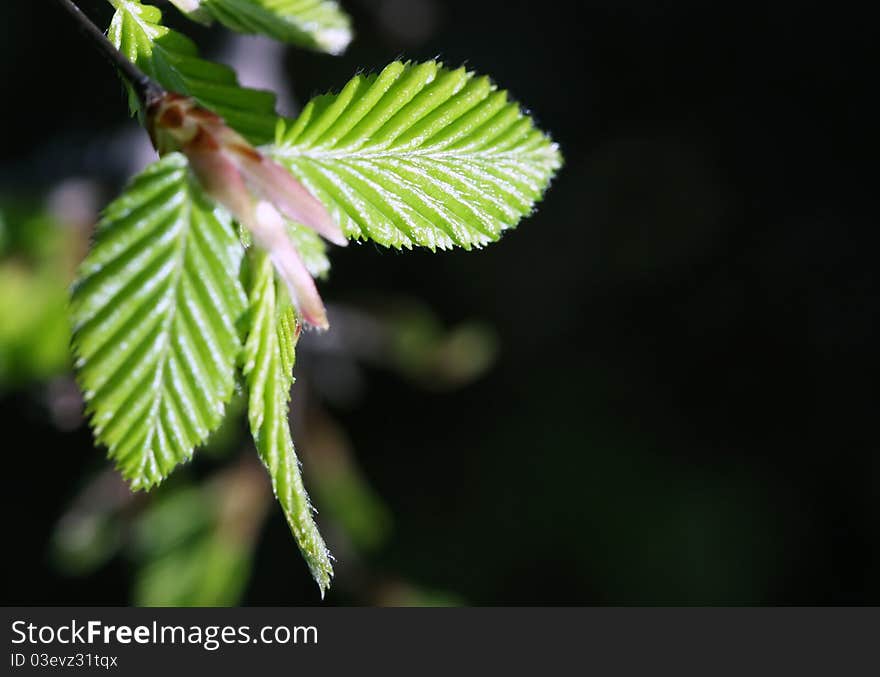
[287,221,330,278]
[131,467,264,606]
[272,60,562,250]
[71,154,248,490]
[172,0,353,55]
[237,217,329,279]
[0,201,73,384]
[108,0,279,144]
[242,249,333,593]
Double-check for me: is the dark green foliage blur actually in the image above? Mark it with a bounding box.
[1,0,875,604]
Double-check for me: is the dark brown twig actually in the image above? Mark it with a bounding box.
[54,0,165,108]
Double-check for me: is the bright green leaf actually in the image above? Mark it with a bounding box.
[287,221,330,278]
[171,0,353,55]
[272,60,562,250]
[242,249,333,593]
[108,0,279,144]
[70,154,248,490]
[238,216,330,279]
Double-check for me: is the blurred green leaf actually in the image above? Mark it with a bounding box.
[132,462,270,606]
[302,412,391,551]
[171,0,353,55]
[50,470,133,577]
[389,306,498,389]
[0,264,70,383]
[0,202,72,385]
[372,580,464,607]
[135,538,252,606]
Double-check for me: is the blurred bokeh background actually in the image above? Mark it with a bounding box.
[1,1,876,605]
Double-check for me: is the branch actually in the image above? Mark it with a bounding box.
[54,0,165,108]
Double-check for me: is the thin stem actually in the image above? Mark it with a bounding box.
[54,0,165,107]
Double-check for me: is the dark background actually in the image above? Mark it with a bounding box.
[1,0,876,604]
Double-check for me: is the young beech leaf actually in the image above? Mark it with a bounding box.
[71,154,248,490]
[287,222,330,279]
[241,250,333,593]
[272,60,563,250]
[108,0,279,144]
[171,0,353,56]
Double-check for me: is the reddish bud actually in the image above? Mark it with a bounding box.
[147,93,344,328]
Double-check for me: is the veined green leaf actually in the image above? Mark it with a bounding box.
[272,61,562,250]
[287,221,330,279]
[71,154,248,490]
[108,0,279,144]
[171,0,353,55]
[242,250,333,593]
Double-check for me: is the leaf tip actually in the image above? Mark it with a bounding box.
[316,27,353,56]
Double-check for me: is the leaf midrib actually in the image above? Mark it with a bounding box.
[273,145,560,163]
[133,185,193,485]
